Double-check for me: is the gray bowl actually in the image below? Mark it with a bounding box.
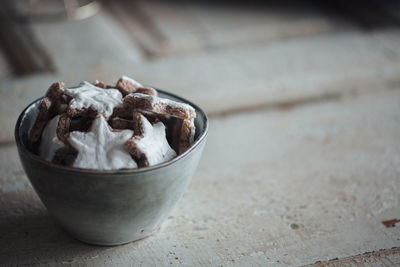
[14,89,208,246]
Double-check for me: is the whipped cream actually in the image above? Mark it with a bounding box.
[64,82,122,118]
[135,114,176,166]
[39,115,65,162]
[68,115,137,170]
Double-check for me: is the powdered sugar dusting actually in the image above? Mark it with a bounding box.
[122,76,143,88]
[64,81,122,117]
[158,97,194,113]
[68,116,137,170]
[189,119,195,144]
[129,93,195,116]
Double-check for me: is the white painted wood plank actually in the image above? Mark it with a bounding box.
[1,88,399,266]
[1,23,400,143]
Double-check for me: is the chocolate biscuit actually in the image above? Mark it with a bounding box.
[123,93,196,120]
[52,145,78,166]
[29,98,53,142]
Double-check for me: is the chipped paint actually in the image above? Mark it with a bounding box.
[381,219,400,228]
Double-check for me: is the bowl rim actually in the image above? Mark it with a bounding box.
[14,88,209,175]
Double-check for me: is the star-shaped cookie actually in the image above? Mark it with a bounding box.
[68,115,137,170]
[64,81,122,118]
[126,113,176,167]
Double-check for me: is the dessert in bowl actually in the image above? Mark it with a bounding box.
[14,76,208,245]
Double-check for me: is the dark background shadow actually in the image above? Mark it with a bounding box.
[147,0,400,30]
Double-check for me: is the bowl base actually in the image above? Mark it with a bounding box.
[68,227,160,246]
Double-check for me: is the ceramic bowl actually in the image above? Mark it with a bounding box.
[15,89,208,246]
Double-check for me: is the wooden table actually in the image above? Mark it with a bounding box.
[1,1,399,266]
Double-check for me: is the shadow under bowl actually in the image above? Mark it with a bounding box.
[14,89,208,246]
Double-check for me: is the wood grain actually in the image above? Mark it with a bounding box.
[1,25,400,143]
[311,247,400,266]
[1,89,399,266]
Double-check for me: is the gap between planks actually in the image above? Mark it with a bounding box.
[0,91,342,147]
[0,87,393,146]
[308,247,400,267]
[0,140,15,147]
[207,92,342,119]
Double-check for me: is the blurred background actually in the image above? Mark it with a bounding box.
[1,0,400,265]
[1,0,400,140]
